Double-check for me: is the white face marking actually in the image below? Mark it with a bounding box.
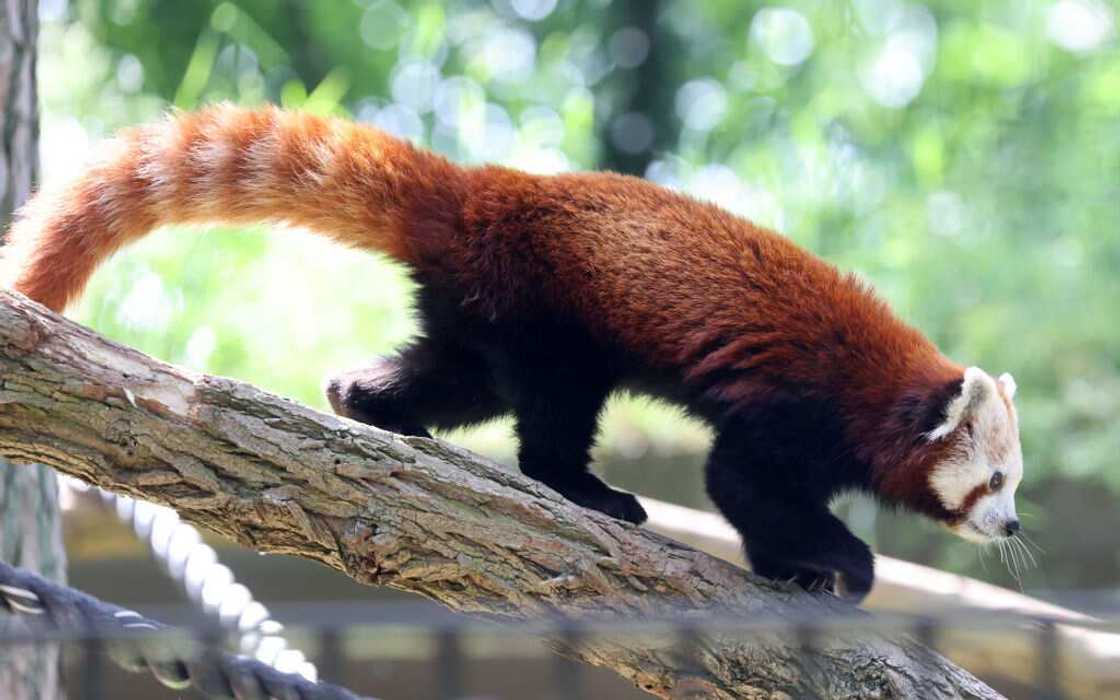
[927,368,1023,543]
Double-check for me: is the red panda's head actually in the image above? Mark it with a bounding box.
[876,365,1023,542]
[922,367,1023,542]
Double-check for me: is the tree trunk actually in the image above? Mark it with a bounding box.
[0,290,1002,699]
[0,2,67,700]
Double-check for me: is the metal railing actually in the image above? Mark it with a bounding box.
[3,560,1119,700]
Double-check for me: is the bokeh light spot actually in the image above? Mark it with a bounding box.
[511,0,557,22]
[609,27,650,69]
[675,78,728,132]
[1047,0,1115,53]
[749,7,815,66]
[611,112,654,154]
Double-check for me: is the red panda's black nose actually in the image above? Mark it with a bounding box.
[1004,520,1021,536]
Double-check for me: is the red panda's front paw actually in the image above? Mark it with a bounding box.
[574,486,648,525]
[834,563,873,602]
[749,555,836,595]
[793,569,837,595]
[831,543,874,602]
[749,537,874,602]
[528,470,648,524]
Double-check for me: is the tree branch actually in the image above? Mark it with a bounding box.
[0,290,1001,699]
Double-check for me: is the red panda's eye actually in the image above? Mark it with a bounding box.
[989,471,1005,491]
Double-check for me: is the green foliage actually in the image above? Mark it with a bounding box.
[35,0,1120,589]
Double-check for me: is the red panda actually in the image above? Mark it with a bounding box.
[0,105,1025,600]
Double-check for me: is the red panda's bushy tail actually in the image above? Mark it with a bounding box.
[0,104,466,312]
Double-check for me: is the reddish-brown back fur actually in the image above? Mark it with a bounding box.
[0,105,963,510]
[452,168,964,500]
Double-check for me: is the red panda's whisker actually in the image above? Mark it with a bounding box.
[1007,540,1027,585]
[1019,531,1046,555]
[1013,536,1038,569]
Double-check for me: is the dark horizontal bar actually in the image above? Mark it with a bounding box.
[0,601,1115,645]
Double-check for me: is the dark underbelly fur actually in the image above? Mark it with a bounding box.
[325,281,877,601]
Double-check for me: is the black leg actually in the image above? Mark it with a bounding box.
[325,339,506,438]
[705,431,874,601]
[511,377,647,524]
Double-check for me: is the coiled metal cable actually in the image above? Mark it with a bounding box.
[0,559,372,700]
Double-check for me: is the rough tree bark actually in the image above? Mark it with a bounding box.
[0,3,68,699]
[0,291,1002,699]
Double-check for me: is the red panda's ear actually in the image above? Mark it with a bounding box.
[998,372,1017,400]
[927,366,994,441]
